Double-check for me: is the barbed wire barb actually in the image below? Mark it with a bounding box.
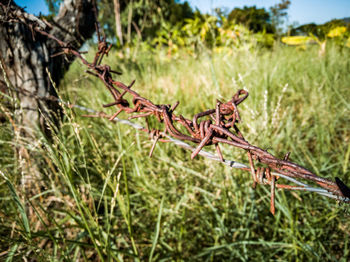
[1,4,349,215]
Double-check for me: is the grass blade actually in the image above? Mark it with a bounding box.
[0,171,31,238]
[149,196,164,262]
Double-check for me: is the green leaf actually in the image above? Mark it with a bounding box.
[149,197,164,261]
[5,244,18,262]
[0,171,31,238]
[346,37,350,48]
[327,26,347,38]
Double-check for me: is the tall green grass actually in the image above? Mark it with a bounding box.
[1,43,350,261]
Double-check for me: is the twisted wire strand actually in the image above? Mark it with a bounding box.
[60,101,350,203]
[1,3,349,215]
[4,79,349,203]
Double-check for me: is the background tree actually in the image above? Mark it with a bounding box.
[98,0,194,43]
[113,0,123,45]
[291,18,350,39]
[44,0,61,14]
[269,0,291,35]
[227,6,275,33]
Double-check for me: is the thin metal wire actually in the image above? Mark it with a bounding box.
[1,3,349,214]
[6,71,349,204]
[62,101,350,203]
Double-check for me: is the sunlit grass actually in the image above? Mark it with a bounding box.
[1,43,350,261]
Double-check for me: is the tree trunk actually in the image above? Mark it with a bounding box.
[127,0,133,44]
[0,0,96,188]
[113,0,123,46]
[0,0,96,135]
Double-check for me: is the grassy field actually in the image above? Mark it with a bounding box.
[1,43,350,261]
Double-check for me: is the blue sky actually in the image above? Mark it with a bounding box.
[16,0,350,26]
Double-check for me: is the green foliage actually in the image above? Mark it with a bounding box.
[269,0,291,35]
[39,0,283,51]
[181,12,219,49]
[98,0,194,43]
[43,0,62,14]
[149,12,276,58]
[282,26,349,53]
[327,26,347,38]
[1,42,350,260]
[41,0,278,50]
[42,0,194,43]
[227,6,275,34]
[291,18,350,39]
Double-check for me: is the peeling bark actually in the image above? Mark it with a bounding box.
[0,0,96,135]
[0,0,96,188]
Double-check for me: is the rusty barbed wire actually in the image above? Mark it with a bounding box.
[1,3,350,215]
